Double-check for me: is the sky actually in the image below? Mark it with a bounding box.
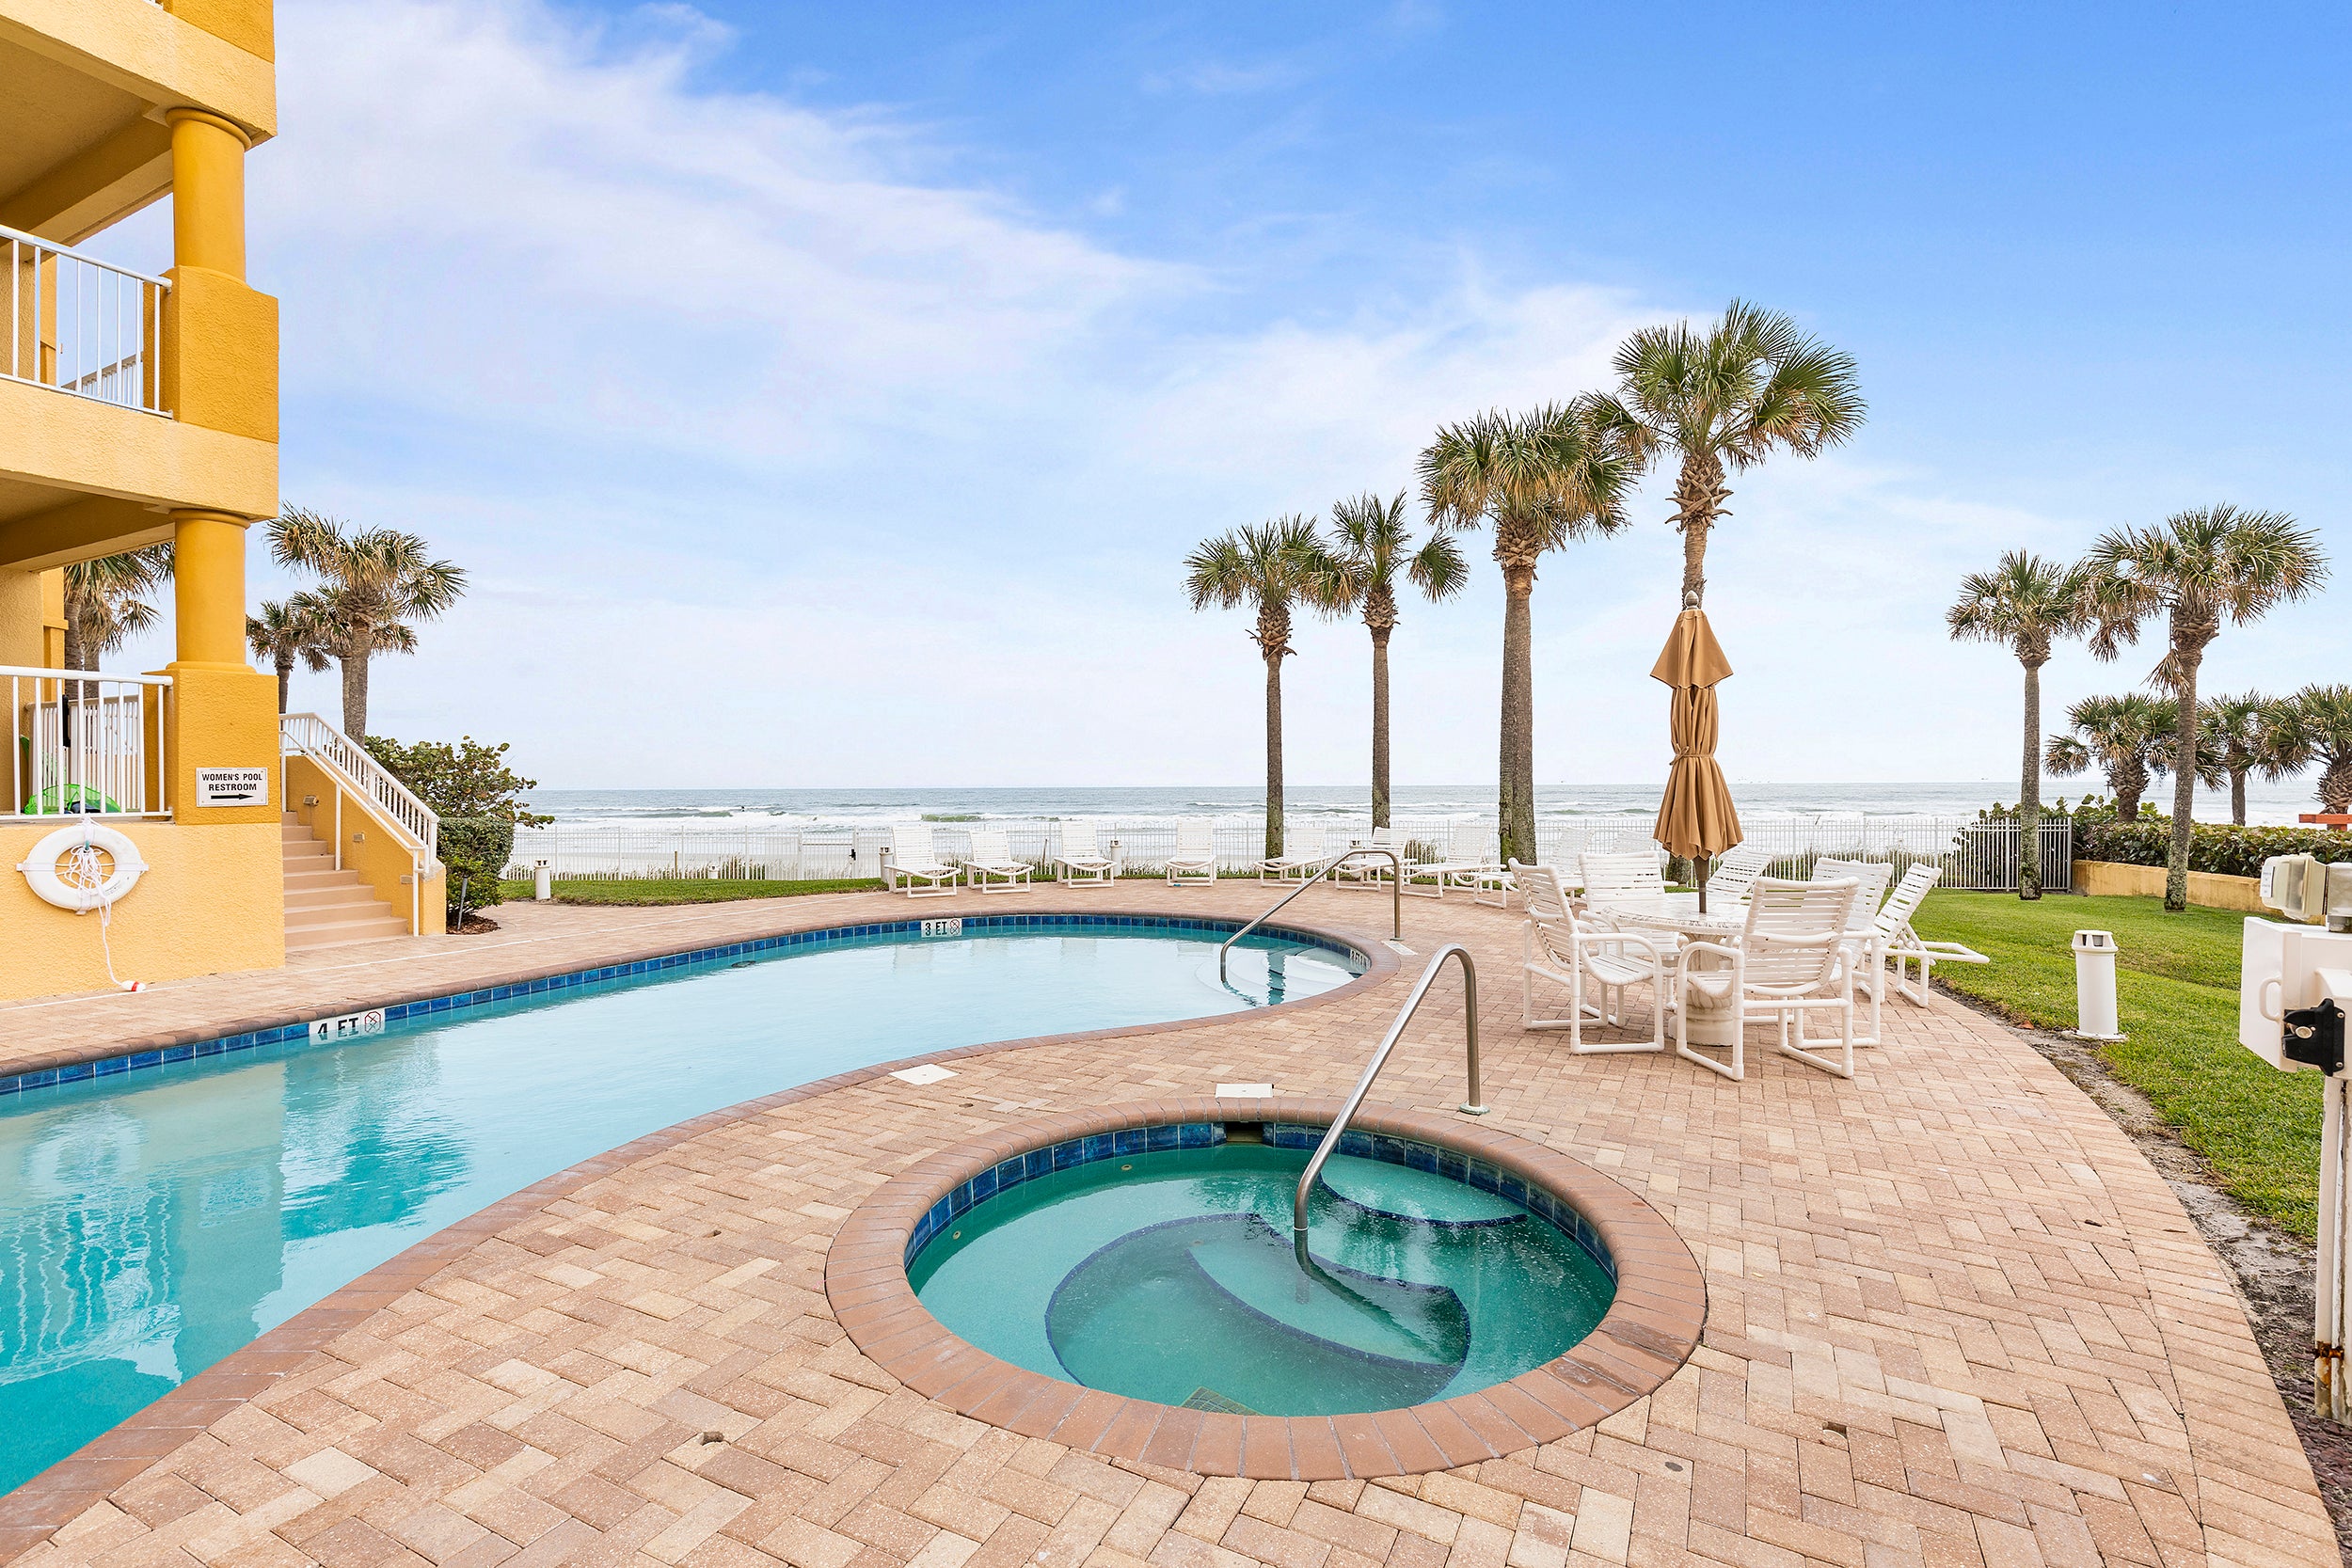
[92,0,2352,793]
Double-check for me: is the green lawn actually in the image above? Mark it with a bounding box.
[494,877,882,906]
[1912,890,2320,1237]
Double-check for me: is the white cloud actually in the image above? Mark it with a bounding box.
[100,0,2332,803]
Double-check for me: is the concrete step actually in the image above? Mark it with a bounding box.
[286,900,408,934]
[286,881,377,910]
[284,866,363,892]
[285,913,413,951]
[282,842,334,863]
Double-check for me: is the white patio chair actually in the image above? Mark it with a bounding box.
[1699,844,1774,909]
[1815,857,1894,1044]
[886,824,960,898]
[1403,821,1498,901]
[1578,850,1664,929]
[1518,863,1671,1054]
[961,827,1033,893]
[1672,876,1860,1081]
[1872,864,1989,1006]
[1257,825,1327,882]
[1053,821,1115,887]
[1167,819,1217,886]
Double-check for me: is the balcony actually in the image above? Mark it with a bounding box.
[4,665,171,819]
[4,224,168,416]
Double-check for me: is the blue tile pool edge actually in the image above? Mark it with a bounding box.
[902,1121,1619,1285]
[0,913,1374,1101]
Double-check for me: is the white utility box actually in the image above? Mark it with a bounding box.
[2072,929,2123,1040]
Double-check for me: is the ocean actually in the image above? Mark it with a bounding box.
[519,780,2328,832]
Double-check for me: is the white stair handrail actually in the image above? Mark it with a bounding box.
[278,713,438,860]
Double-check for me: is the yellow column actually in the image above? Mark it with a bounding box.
[167,110,248,279]
[160,109,278,443]
[170,510,250,670]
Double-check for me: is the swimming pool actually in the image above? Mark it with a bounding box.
[0,916,1362,1494]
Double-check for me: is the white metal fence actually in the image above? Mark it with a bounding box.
[507,814,2071,893]
[5,667,170,820]
[5,226,169,415]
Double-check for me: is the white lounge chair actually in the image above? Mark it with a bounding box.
[1167,819,1217,886]
[961,827,1032,893]
[1403,821,1499,901]
[1578,850,1664,929]
[1518,863,1671,1054]
[1698,844,1774,909]
[1872,864,1989,1006]
[1054,821,1115,887]
[1673,876,1860,1081]
[1332,826,1399,889]
[886,824,960,898]
[1815,857,1895,1044]
[1257,825,1327,882]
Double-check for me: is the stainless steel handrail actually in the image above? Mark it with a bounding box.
[1218,847,1402,982]
[1293,943,1485,1263]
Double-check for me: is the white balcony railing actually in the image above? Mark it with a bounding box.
[4,667,172,820]
[4,226,170,416]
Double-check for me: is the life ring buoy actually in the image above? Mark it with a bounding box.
[17,820,148,912]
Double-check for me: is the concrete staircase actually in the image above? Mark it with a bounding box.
[283,813,410,951]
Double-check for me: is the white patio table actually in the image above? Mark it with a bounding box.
[1583,892,1746,1048]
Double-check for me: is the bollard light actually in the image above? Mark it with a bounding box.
[2071,929,2123,1040]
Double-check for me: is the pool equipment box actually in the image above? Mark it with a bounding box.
[2240,854,2352,1425]
[309,1008,386,1045]
[194,767,270,807]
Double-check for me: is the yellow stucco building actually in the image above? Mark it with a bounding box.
[2,0,439,1002]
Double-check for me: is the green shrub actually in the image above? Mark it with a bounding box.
[440,816,516,921]
[2073,809,2352,878]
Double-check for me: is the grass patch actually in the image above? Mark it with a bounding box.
[1912,890,2319,1237]
[496,877,882,906]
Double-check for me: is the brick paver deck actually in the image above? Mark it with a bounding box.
[0,885,2331,1568]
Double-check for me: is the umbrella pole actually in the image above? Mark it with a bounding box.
[1696,854,1709,914]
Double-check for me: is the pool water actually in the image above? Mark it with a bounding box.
[0,923,1358,1493]
[910,1143,1615,1415]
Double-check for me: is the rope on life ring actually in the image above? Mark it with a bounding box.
[17,820,150,990]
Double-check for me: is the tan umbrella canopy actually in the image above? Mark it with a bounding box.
[1651,594,1742,911]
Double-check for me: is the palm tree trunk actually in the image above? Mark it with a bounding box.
[2114,763,2145,822]
[1672,451,1728,609]
[1263,648,1284,862]
[275,652,294,716]
[1498,566,1535,863]
[2231,767,2248,826]
[341,649,369,737]
[2165,655,2201,912]
[1370,626,1392,831]
[2018,659,2043,900]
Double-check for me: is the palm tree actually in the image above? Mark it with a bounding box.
[2198,691,2278,827]
[268,507,468,737]
[2263,685,2352,816]
[1945,550,2092,899]
[2045,694,2177,821]
[1319,492,1469,831]
[1185,515,1336,861]
[2084,505,2328,909]
[61,546,173,672]
[246,594,336,716]
[1593,299,1866,608]
[1420,400,1636,863]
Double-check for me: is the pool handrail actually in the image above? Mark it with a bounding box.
[1293,943,1486,1265]
[1218,846,1403,982]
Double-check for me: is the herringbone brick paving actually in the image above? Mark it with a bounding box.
[0,885,2331,1568]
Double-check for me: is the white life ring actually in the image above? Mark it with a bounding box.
[17,820,148,912]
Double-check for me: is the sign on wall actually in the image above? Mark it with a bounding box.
[193,767,270,807]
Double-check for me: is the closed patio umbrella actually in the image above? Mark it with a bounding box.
[1651,593,1742,911]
